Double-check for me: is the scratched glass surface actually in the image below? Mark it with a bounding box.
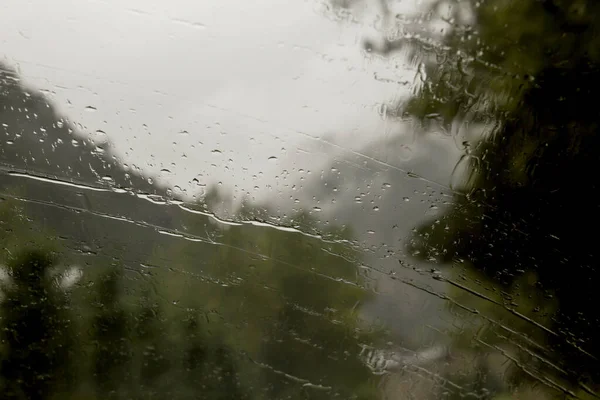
[0,0,599,399]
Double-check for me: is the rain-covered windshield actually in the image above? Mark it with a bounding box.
[0,0,599,399]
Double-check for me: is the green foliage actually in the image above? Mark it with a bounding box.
[401,0,600,128]
[147,187,381,399]
[326,0,600,395]
[352,0,600,395]
[0,249,75,400]
[0,195,58,259]
[89,267,133,398]
[0,185,382,399]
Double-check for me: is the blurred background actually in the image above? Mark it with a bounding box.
[0,0,599,398]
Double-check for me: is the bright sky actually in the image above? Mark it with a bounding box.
[0,0,457,206]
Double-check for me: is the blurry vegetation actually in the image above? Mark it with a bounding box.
[332,0,600,396]
[5,0,600,397]
[147,187,381,399]
[0,250,74,400]
[0,186,382,399]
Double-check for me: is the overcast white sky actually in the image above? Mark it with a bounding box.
[0,0,458,207]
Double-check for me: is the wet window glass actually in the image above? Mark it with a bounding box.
[0,0,599,398]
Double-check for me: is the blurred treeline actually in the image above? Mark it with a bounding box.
[0,193,380,400]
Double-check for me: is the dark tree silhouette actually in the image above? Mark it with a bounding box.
[342,0,600,392]
[0,249,75,400]
[89,266,132,399]
[133,290,173,398]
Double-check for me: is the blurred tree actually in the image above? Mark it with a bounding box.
[132,289,173,398]
[89,266,132,399]
[179,312,247,400]
[0,249,75,400]
[148,187,382,399]
[333,0,600,394]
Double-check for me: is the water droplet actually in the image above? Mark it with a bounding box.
[172,18,206,29]
[373,206,380,211]
[378,103,388,120]
[403,197,410,202]
[268,156,278,162]
[312,207,322,212]
[383,183,392,188]
[211,149,222,154]
[85,106,97,112]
